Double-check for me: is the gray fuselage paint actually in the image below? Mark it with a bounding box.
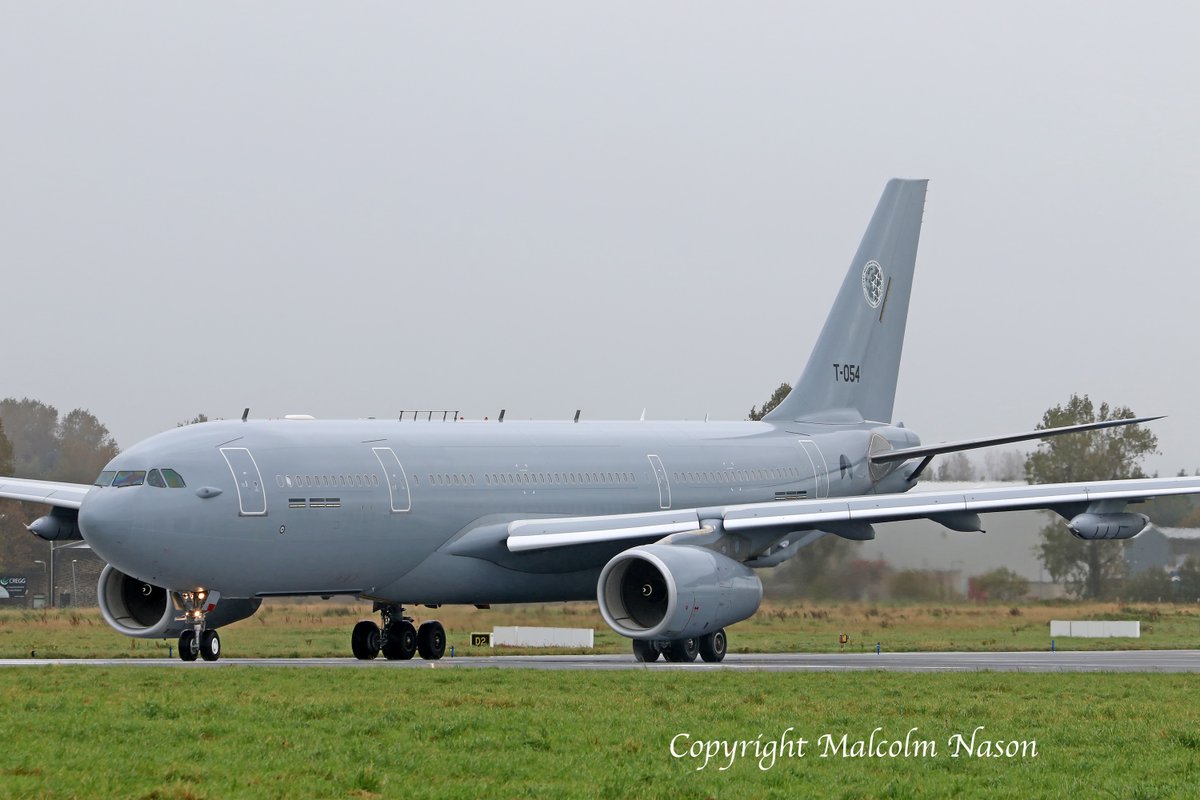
[78,418,919,604]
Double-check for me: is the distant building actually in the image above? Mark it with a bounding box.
[1125,527,1200,574]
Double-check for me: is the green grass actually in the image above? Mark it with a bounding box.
[2,668,1199,798]
[3,600,1200,659]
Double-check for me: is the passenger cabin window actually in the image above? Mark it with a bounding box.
[94,471,116,487]
[112,470,146,487]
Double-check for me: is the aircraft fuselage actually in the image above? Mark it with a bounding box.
[78,417,919,604]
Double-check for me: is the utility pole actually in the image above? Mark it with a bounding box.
[33,559,46,606]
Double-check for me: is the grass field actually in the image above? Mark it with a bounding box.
[2,668,1198,798]
[3,599,1200,659]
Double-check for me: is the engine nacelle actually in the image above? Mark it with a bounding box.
[597,544,762,640]
[97,564,262,639]
[1067,512,1149,540]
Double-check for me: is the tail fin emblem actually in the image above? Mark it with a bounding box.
[862,260,884,308]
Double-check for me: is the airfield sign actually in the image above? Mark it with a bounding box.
[0,576,28,599]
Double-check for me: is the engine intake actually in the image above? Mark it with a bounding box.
[1067,512,1149,540]
[97,564,262,639]
[597,544,762,640]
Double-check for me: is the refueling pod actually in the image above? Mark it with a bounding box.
[27,508,83,541]
[1067,512,1149,540]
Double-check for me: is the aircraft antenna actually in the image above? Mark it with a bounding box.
[499,409,506,423]
[241,408,249,422]
[574,410,581,423]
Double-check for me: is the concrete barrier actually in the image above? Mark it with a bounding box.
[1050,620,1140,637]
[492,626,594,648]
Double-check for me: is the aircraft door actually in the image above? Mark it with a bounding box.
[647,454,671,509]
[372,447,412,512]
[798,440,830,499]
[220,447,267,516]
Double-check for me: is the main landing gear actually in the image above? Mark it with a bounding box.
[632,629,727,664]
[352,603,446,661]
[176,590,221,662]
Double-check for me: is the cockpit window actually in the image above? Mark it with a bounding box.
[112,470,147,488]
[94,471,116,487]
[161,469,187,488]
[146,468,187,488]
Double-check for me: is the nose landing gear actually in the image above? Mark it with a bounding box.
[176,590,221,662]
[352,603,445,661]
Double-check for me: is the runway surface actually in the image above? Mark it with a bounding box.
[3,650,1200,672]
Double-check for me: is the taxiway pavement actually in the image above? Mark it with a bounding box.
[2,650,1199,672]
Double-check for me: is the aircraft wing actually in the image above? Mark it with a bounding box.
[505,475,1200,552]
[0,476,92,509]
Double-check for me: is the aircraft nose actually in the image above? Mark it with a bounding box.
[78,489,147,576]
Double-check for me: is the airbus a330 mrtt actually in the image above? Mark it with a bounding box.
[3,179,1195,663]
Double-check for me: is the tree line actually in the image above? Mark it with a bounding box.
[0,398,122,571]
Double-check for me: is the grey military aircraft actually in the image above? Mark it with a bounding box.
[2,179,1196,663]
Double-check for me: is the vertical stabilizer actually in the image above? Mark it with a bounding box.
[764,179,927,424]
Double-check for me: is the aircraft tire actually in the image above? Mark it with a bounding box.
[200,629,221,662]
[179,630,199,662]
[666,637,699,663]
[351,620,381,660]
[698,629,727,663]
[417,620,446,660]
[382,620,418,660]
[632,639,661,662]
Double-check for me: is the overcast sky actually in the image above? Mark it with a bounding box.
[2,4,1197,474]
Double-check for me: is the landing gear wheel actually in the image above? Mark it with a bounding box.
[417,620,446,660]
[666,637,699,663]
[632,639,661,663]
[351,620,381,660]
[381,620,418,661]
[699,629,727,663]
[178,630,198,662]
[200,629,221,662]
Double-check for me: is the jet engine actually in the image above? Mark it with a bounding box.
[597,544,762,640]
[97,564,262,639]
[1067,512,1149,540]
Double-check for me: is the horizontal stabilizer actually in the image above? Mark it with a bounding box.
[870,415,1164,481]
